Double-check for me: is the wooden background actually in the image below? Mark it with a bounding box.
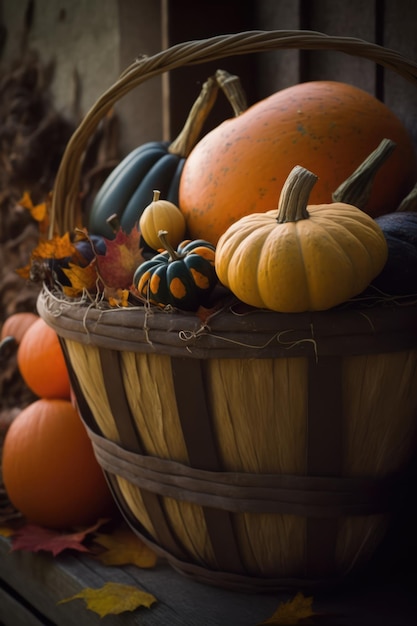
[162,0,417,151]
[2,1,415,153]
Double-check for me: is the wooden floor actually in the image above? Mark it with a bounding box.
[0,514,416,626]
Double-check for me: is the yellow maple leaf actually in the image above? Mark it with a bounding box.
[58,582,156,617]
[258,592,316,625]
[93,526,158,568]
[62,261,99,296]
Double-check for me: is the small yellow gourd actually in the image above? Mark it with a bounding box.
[139,190,186,250]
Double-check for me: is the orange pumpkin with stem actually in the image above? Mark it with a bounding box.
[2,398,115,529]
[17,317,71,399]
[179,80,417,245]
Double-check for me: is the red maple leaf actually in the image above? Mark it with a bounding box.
[10,519,108,556]
[96,227,144,289]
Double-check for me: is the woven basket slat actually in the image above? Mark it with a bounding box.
[38,30,417,591]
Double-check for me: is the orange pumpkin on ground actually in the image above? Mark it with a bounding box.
[2,398,115,529]
[1,312,39,344]
[17,317,71,399]
[179,80,417,245]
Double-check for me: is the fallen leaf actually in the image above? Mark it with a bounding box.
[258,592,316,625]
[93,525,158,568]
[10,519,108,556]
[58,582,157,617]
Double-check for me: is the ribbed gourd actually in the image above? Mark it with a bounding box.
[215,165,389,313]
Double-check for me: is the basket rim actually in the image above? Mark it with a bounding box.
[37,285,417,359]
[50,28,417,236]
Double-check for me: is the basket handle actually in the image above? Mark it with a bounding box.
[51,29,417,236]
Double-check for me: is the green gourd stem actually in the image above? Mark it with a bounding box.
[276,165,318,223]
[397,181,417,212]
[158,229,181,261]
[106,212,121,233]
[215,69,248,116]
[332,138,396,209]
[168,75,219,158]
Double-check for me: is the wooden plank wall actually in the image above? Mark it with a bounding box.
[162,0,417,149]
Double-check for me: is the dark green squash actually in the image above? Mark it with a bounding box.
[133,231,218,311]
[372,186,417,295]
[333,138,417,296]
[89,70,246,239]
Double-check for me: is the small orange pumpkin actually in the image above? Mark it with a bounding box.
[17,317,71,399]
[179,80,417,245]
[1,312,39,344]
[2,398,115,529]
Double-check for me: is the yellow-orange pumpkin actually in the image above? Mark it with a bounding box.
[2,398,115,529]
[179,80,417,245]
[215,165,388,313]
[17,317,71,399]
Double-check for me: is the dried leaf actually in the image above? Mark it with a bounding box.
[62,260,99,296]
[96,227,143,289]
[258,592,316,625]
[58,582,157,617]
[93,526,158,568]
[10,519,107,556]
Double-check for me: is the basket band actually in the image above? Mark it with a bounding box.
[87,426,402,517]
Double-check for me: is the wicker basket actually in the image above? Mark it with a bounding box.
[37,31,417,592]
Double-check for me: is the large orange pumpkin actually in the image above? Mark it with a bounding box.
[2,398,115,529]
[179,80,417,245]
[17,317,71,399]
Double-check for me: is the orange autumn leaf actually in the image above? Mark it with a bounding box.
[17,233,87,285]
[93,526,158,568]
[258,592,316,625]
[19,191,49,224]
[58,582,157,617]
[33,232,75,260]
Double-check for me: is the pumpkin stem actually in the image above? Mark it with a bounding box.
[158,229,181,261]
[215,69,248,117]
[168,75,219,158]
[332,138,396,210]
[396,181,417,213]
[276,166,318,223]
[152,190,161,203]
